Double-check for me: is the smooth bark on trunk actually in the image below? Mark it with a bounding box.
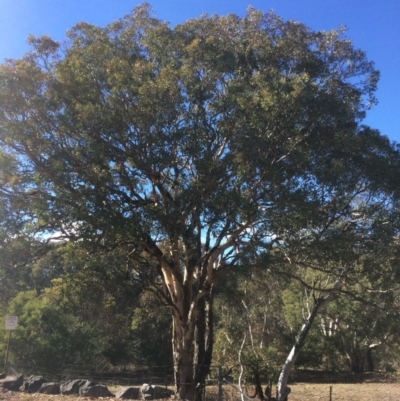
[276,272,346,401]
[276,298,323,401]
[147,223,238,399]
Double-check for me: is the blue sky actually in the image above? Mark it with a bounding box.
[1,0,399,142]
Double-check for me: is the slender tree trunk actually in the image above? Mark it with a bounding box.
[260,308,268,349]
[276,298,323,401]
[276,271,346,401]
[253,366,266,401]
[350,350,365,374]
[366,344,381,372]
[366,348,374,372]
[238,331,247,401]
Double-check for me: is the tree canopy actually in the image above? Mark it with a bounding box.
[1,5,400,400]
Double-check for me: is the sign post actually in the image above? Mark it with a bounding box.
[4,316,18,375]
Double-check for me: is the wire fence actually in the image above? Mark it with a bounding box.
[7,362,175,386]
[4,362,394,400]
[5,362,260,400]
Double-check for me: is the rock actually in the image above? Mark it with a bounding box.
[24,375,45,393]
[140,384,174,400]
[60,379,96,395]
[39,382,61,394]
[80,384,114,398]
[385,364,397,373]
[2,374,24,391]
[116,387,141,399]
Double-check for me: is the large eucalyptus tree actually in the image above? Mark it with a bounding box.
[1,5,399,399]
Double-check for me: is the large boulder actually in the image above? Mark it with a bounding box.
[141,384,174,400]
[2,374,24,391]
[24,375,45,393]
[116,387,141,399]
[60,379,96,395]
[39,382,60,394]
[80,384,114,398]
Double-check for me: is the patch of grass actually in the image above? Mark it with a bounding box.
[289,382,400,401]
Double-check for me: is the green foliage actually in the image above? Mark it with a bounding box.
[1,5,400,394]
[0,242,147,370]
[0,4,396,258]
[213,268,287,384]
[131,290,173,366]
[5,289,102,372]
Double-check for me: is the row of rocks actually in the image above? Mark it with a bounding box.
[1,375,174,399]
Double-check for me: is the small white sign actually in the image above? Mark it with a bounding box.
[5,316,18,330]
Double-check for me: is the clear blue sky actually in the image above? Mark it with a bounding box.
[1,0,399,142]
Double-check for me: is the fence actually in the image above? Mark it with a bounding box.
[6,362,175,387]
[4,362,391,400]
[5,362,257,399]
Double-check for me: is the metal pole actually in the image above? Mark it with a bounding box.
[330,385,332,401]
[3,330,11,375]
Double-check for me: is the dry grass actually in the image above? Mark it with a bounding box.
[206,382,399,401]
[288,382,400,400]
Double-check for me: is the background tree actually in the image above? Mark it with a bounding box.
[1,242,144,371]
[213,267,286,400]
[1,5,400,399]
[270,202,400,400]
[324,242,400,374]
[131,290,173,367]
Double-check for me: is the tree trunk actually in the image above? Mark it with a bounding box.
[276,298,323,401]
[366,343,384,373]
[173,313,196,400]
[350,351,364,374]
[366,348,374,372]
[276,271,346,401]
[171,286,214,400]
[194,292,214,401]
[155,237,227,400]
[253,367,266,401]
